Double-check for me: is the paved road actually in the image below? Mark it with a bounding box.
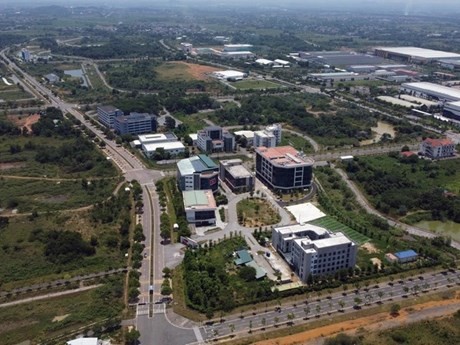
[334,167,460,250]
[200,269,460,341]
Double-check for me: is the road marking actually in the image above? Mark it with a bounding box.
[193,327,204,343]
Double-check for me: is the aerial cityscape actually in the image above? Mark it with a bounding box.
[1,1,460,345]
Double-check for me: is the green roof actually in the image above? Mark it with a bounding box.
[245,261,267,279]
[198,154,217,169]
[183,190,210,208]
[234,250,252,265]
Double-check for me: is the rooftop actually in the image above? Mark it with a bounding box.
[245,260,267,279]
[234,130,255,139]
[177,155,218,175]
[234,249,252,265]
[256,146,314,167]
[402,82,460,101]
[256,58,273,65]
[274,59,290,65]
[115,112,154,123]
[138,133,177,143]
[375,46,460,60]
[423,137,454,147]
[228,165,252,179]
[222,51,254,55]
[286,203,326,224]
[275,223,329,237]
[142,141,185,152]
[395,249,418,259]
[183,189,216,209]
[67,338,99,345]
[98,105,119,112]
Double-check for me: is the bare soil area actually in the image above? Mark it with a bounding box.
[0,162,26,171]
[7,114,40,132]
[175,62,221,80]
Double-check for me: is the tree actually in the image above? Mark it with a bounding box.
[229,324,235,333]
[125,329,140,345]
[390,303,401,316]
[304,306,310,319]
[164,116,176,130]
[261,318,266,327]
[377,291,384,302]
[315,304,321,317]
[162,267,172,278]
[238,266,257,282]
[354,297,362,309]
[338,300,345,311]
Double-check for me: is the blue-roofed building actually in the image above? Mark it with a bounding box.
[245,261,267,279]
[177,155,219,192]
[234,250,252,265]
[394,250,418,264]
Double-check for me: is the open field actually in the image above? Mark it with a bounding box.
[237,198,281,227]
[280,132,314,153]
[155,62,220,81]
[309,216,370,245]
[0,211,126,290]
[0,178,117,213]
[0,281,123,345]
[232,79,283,90]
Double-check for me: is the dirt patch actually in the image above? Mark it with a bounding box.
[0,162,26,171]
[40,195,69,204]
[0,319,38,333]
[253,295,460,345]
[370,257,382,270]
[7,114,40,132]
[52,314,70,322]
[361,242,379,254]
[174,62,220,80]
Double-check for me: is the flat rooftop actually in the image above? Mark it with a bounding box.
[256,146,314,167]
[402,82,460,101]
[177,155,218,175]
[142,141,185,152]
[375,47,460,60]
[296,232,353,249]
[228,165,252,179]
[138,133,176,143]
[286,203,326,224]
[183,189,216,209]
[275,223,328,237]
[234,130,255,139]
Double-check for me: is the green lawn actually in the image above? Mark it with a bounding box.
[232,79,283,90]
[309,216,370,245]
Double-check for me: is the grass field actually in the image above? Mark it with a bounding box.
[237,197,281,227]
[280,132,314,153]
[0,281,123,345]
[0,212,126,289]
[0,178,117,213]
[309,216,370,245]
[0,135,117,178]
[232,79,283,90]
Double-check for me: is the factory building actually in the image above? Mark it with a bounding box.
[401,82,460,102]
[374,47,460,64]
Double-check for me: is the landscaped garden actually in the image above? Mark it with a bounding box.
[237,197,281,227]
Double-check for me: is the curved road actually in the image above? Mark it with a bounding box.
[334,167,460,250]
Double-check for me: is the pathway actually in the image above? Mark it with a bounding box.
[334,167,460,250]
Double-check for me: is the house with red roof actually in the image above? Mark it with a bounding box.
[420,138,456,159]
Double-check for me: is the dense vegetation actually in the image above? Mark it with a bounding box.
[345,154,460,223]
[212,94,378,146]
[182,237,274,315]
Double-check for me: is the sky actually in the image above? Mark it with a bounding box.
[3,0,460,13]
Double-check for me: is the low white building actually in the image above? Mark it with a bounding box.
[254,130,276,148]
[274,59,290,67]
[255,58,274,66]
[420,138,456,159]
[234,130,255,146]
[213,70,246,80]
[180,42,193,54]
[138,133,185,158]
[272,224,357,282]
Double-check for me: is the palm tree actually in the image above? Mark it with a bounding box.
[261,318,266,327]
[354,297,363,308]
[377,291,384,302]
[304,306,310,319]
[249,320,252,333]
[328,301,333,314]
[274,316,279,326]
[229,324,235,333]
[316,304,321,317]
[403,286,409,295]
[338,300,345,312]
[365,293,373,306]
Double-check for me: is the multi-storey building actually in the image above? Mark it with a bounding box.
[254,130,276,148]
[420,138,456,159]
[272,224,357,282]
[219,159,254,193]
[255,146,314,192]
[196,126,235,153]
[97,105,124,128]
[177,155,219,192]
[113,112,157,135]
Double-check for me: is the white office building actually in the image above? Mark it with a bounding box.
[138,133,185,158]
[272,224,357,282]
[254,130,276,148]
